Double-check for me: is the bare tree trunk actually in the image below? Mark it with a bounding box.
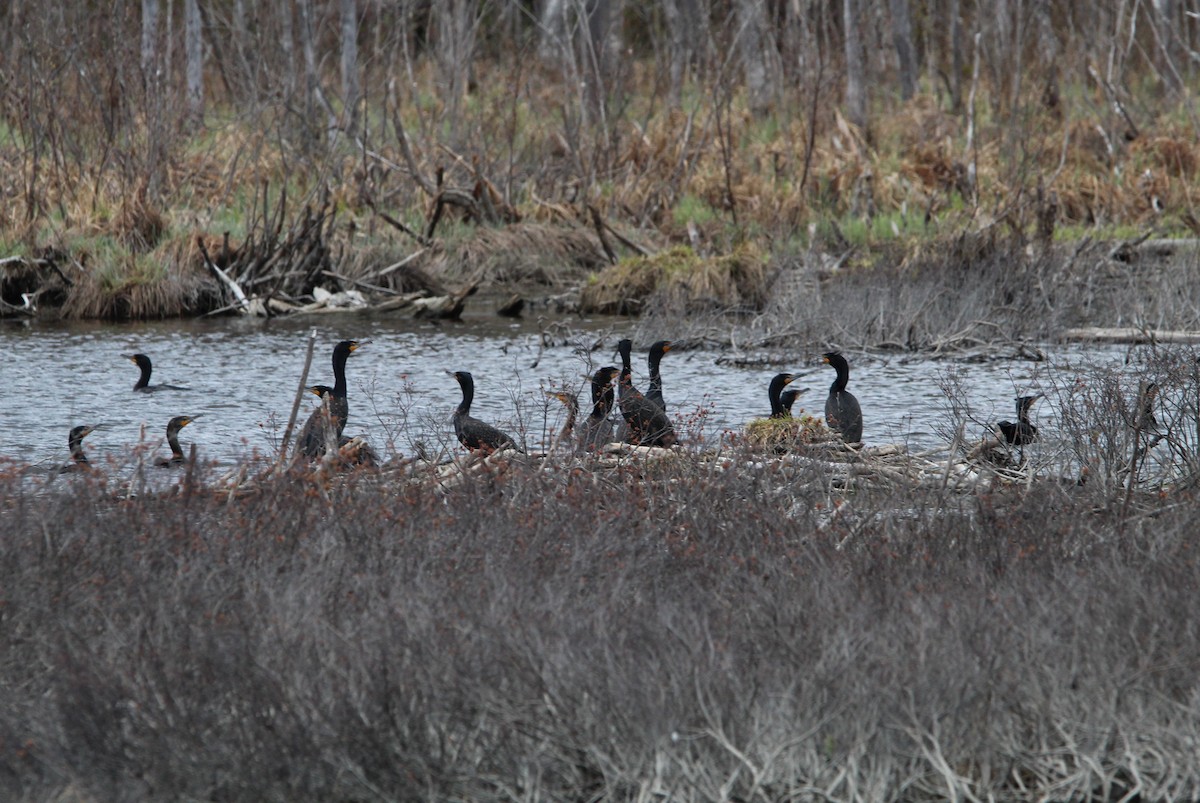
[538,0,570,69]
[433,0,478,142]
[141,0,159,81]
[736,0,775,114]
[185,0,203,120]
[888,0,917,100]
[279,2,295,99]
[585,0,618,120]
[341,0,359,131]
[948,0,962,112]
[661,0,698,107]
[298,0,323,136]
[843,0,868,133]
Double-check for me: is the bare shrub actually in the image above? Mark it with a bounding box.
[2,442,1199,800]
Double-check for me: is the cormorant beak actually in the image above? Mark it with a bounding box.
[663,343,673,352]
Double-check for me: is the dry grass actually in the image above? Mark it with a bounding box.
[2,434,1199,801]
[427,221,609,287]
[581,245,769,315]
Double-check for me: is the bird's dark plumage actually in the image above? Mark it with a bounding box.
[780,388,801,415]
[450,371,521,453]
[768,373,797,419]
[997,394,1042,447]
[823,352,863,443]
[60,425,97,472]
[583,366,619,449]
[551,366,619,451]
[155,415,199,467]
[617,339,676,447]
[299,340,362,459]
[646,341,672,411]
[125,353,189,392]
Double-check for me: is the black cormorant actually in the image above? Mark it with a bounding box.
[617,339,676,447]
[155,415,199,467]
[646,341,672,411]
[997,394,1042,447]
[768,373,797,419]
[996,393,1041,464]
[298,340,362,458]
[823,352,863,444]
[125,353,190,392]
[449,371,522,453]
[780,388,801,415]
[60,425,98,472]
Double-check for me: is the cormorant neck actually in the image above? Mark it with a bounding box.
[456,378,474,416]
[135,363,151,390]
[648,351,663,393]
[830,362,849,393]
[332,349,350,397]
[167,429,183,458]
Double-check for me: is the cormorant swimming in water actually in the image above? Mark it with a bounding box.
[60,425,98,472]
[155,415,199,467]
[124,353,190,392]
[823,352,863,444]
[449,371,522,453]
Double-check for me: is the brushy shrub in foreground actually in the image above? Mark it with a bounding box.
[1,454,1198,802]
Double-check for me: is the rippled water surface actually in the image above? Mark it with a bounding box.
[0,310,1134,469]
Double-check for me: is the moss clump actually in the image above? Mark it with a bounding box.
[579,245,769,315]
[742,413,834,453]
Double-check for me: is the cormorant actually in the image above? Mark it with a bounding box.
[155,415,199,467]
[1134,382,1159,432]
[617,339,676,447]
[547,390,579,447]
[823,352,863,444]
[768,373,797,419]
[780,388,801,415]
[997,394,1042,447]
[125,353,190,392]
[60,425,98,472]
[449,371,522,453]
[301,384,378,465]
[298,340,362,458]
[646,341,672,411]
[549,366,619,451]
[996,394,1041,464]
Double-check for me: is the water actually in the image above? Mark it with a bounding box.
[0,310,1132,469]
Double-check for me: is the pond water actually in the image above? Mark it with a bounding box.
[0,307,1137,470]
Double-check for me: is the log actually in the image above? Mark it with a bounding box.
[1062,327,1200,344]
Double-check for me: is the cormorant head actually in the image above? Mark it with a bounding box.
[307,384,336,398]
[594,366,619,386]
[167,415,200,434]
[124,353,151,370]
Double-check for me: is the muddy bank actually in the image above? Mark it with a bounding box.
[4,219,1199,352]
